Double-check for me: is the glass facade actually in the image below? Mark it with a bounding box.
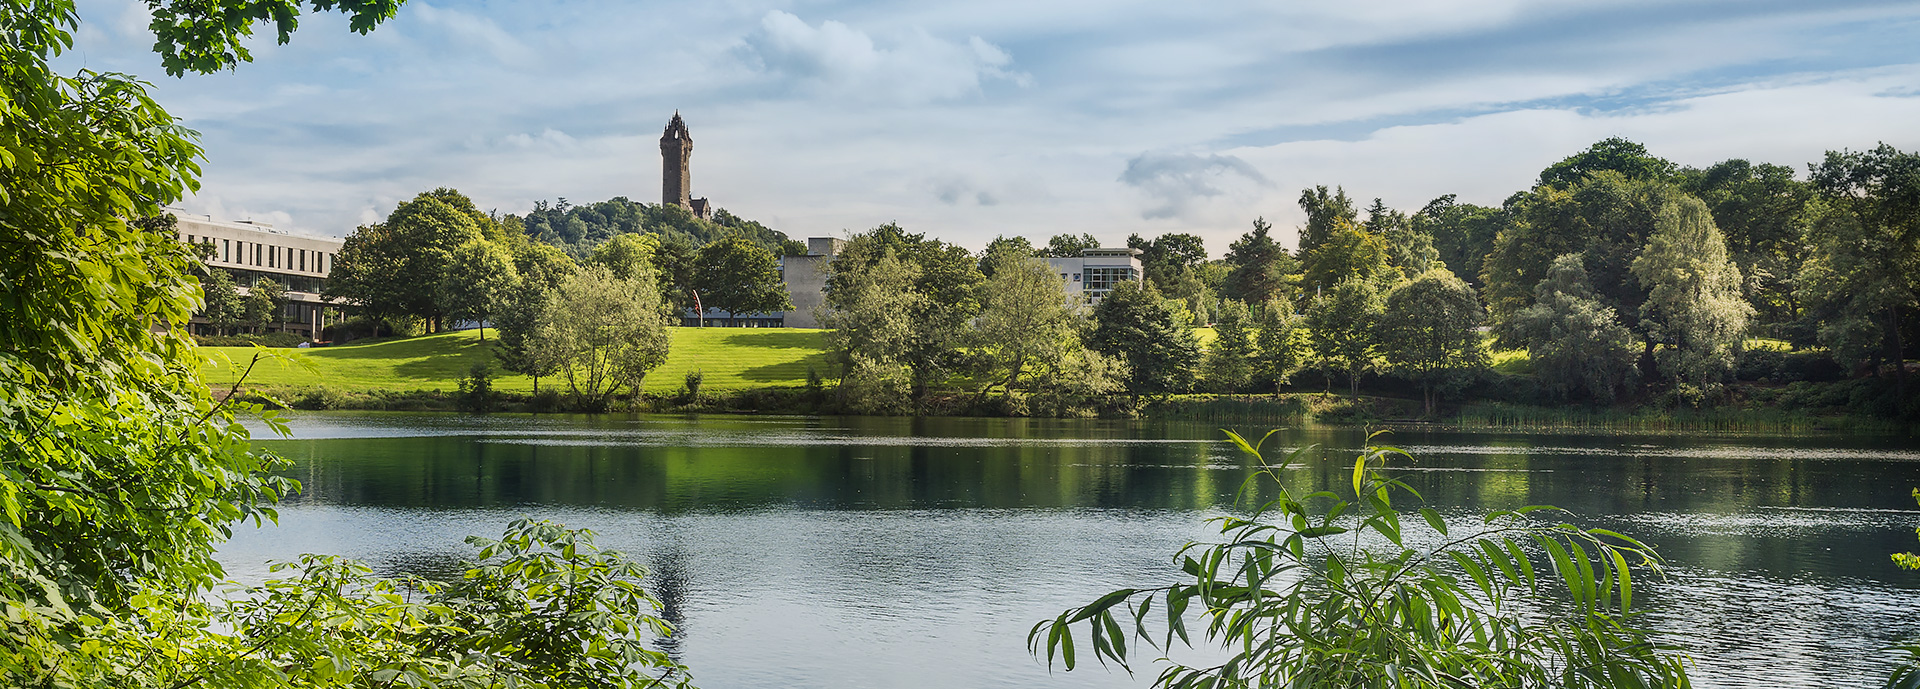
[1082,266,1139,296]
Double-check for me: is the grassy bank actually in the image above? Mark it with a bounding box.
[202,327,831,394]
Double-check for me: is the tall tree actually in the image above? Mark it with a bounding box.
[1481,171,1675,340]
[1223,218,1299,307]
[1296,185,1357,258]
[1366,198,1441,279]
[326,190,487,330]
[439,240,519,341]
[1253,299,1304,390]
[494,278,561,392]
[975,253,1084,396]
[198,267,244,336]
[821,246,922,412]
[1306,278,1385,395]
[692,235,792,319]
[1511,255,1641,402]
[1413,195,1504,288]
[1536,137,1676,189]
[534,265,673,409]
[1676,159,1813,324]
[589,232,657,281]
[1087,281,1202,396]
[242,277,286,334]
[1301,219,1392,294]
[1378,270,1487,414]
[979,235,1037,276]
[1804,143,1920,395]
[1204,299,1256,392]
[1045,232,1101,257]
[825,223,983,401]
[1631,195,1753,393]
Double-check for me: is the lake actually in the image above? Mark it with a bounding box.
[219,413,1920,688]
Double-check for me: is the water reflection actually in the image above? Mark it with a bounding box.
[224,414,1920,689]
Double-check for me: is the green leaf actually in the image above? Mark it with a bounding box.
[1419,507,1447,537]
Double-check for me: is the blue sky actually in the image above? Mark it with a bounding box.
[67,0,1920,252]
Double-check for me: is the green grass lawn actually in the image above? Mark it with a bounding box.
[200,327,833,394]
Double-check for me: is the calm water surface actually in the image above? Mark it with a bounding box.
[219,413,1920,688]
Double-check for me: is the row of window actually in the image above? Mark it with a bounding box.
[184,234,333,275]
[1057,266,1141,293]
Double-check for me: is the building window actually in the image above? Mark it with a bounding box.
[1072,273,1081,282]
[254,244,262,266]
[222,239,230,262]
[299,250,306,272]
[1082,266,1139,295]
[268,247,275,268]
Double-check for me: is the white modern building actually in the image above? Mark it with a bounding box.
[170,210,344,339]
[1046,247,1145,302]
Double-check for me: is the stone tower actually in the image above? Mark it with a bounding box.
[660,111,692,208]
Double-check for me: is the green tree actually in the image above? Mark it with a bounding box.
[825,223,983,401]
[976,252,1083,396]
[978,234,1037,276]
[1804,143,1920,396]
[1367,198,1442,279]
[821,247,922,413]
[1537,136,1676,189]
[1413,194,1505,288]
[1378,269,1487,414]
[493,278,561,392]
[1253,299,1304,390]
[1482,171,1675,342]
[692,235,792,320]
[1203,299,1255,392]
[1087,281,1201,396]
[1301,218,1392,294]
[1511,255,1641,402]
[243,277,287,334]
[590,232,657,281]
[1044,232,1100,257]
[0,1,397,686]
[1222,218,1300,307]
[439,239,518,341]
[1631,195,1753,394]
[1676,159,1813,325]
[198,266,244,335]
[1306,278,1385,395]
[534,265,673,409]
[327,190,488,330]
[1296,184,1357,258]
[1033,436,1691,688]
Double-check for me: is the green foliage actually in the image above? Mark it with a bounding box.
[517,197,796,258]
[978,234,1038,276]
[1631,195,1754,393]
[458,362,498,412]
[1044,232,1101,257]
[1033,433,1691,688]
[1675,159,1812,324]
[693,235,792,316]
[977,252,1085,394]
[1511,256,1641,403]
[535,265,673,408]
[1203,300,1255,392]
[824,223,984,400]
[1306,278,1385,395]
[1296,185,1358,259]
[1379,269,1488,414]
[1253,300,1304,389]
[199,265,245,335]
[1415,194,1504,289]
[243,276,287,333]
[326,189,490,328]
[1301,218,1392,293]
[1222,218,1299,307]
[1482,172,1674,337]
[1537,137,1677,189]
[1088,281,1202,396]
[440,239,519,340]
[1802,144,1920,394]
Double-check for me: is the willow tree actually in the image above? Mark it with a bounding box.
[1512,255,1642,403]
[1631,195,1753,394]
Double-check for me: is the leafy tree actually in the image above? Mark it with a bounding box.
[1511,255,1641,402]
[1367,198,1441,279]
[1044,232,1100,257]
[1482,171,1675,341]
[1378,270,1487,414]
[1130,232,1208,287]
[1222,218,1299,307]
[1804,143,1920,396]
[0,1,396,686]
[648,234,701,314]
[821,247,922,412]
[1676,159,1813,324]
[516,197,797,258]
[589,232,657,281]
[976,252,1083,396]
[439,240,518,341]
[327,190,488,330]
[1631,195,1753,394]
[1537,136,1677,189]
[198,267,245,335]
[1306,278,1385,395]
[1253,299,1304,389]
[825,223,983,401]
[535,265,672,409]
[243,277,287,334]
[1301,218,1392,293]
[1296,184,1357,258]
[1087,281,1201,396]
[1203,299,1255,392]
[693,235,792,319]
[1033,436,1691,688]
[1413,194,1504,288]
[979,234,1037,276]
[493,278,561,393]
[1026,347,1128,417]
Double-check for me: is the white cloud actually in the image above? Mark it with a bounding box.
[1118,153,1271,220]
[410,3,533,65]
[741,11,1030,103]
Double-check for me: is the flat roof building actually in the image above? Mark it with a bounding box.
[1046,247,1144,302]
[170,210,344,339]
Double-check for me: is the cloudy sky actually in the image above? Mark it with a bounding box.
[65,0,1920,252]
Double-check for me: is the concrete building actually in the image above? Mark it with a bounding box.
[171,210,344,339]
[778,237,844,329]
[660,112,712,220]
[1046,247,1145,302]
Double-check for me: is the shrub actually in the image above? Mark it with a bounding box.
[1033,432,1691,687]
[458,364,498,413]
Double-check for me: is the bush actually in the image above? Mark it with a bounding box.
[296,386,347,410]
[1033,433,1691,687]
[194,331,309,348]
[458,364,498,413]
[678,369,705,405]
[1736,348,1846,383]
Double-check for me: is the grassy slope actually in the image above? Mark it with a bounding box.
[201,328,832,393]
